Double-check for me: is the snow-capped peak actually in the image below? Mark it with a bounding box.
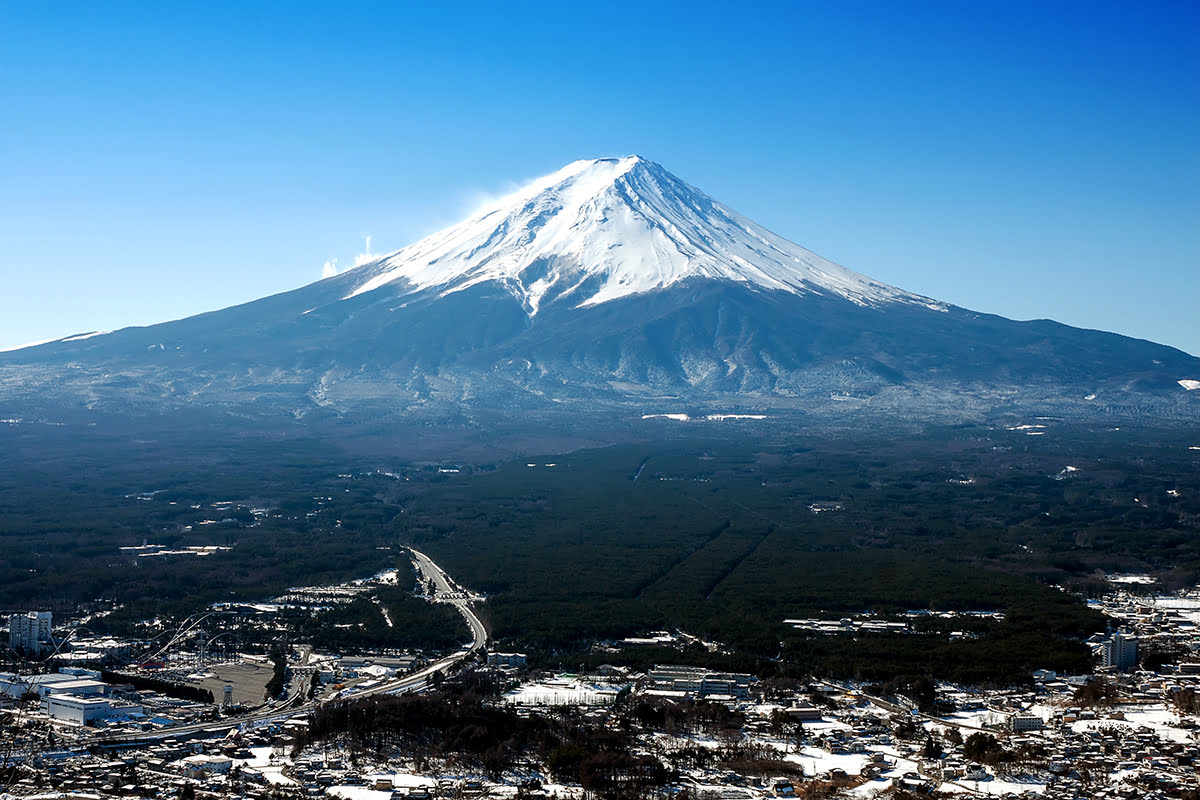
[346,156,930,314]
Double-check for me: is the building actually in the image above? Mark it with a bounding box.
[1012,713,1044,732]
[8,611,52,656]
[55,637,130,667]
[487,652,527,668]
[179,754,233,775]
[785,705,824,721]
[1102,633,1139,671]
[0,672,91,699]
[0,672,32,698]
[647,665,757,699]
[42,695,114,725]
[41,678,108,698]
[41,694,142,725]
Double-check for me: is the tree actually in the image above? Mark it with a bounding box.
[944,727,963,747]
[922,734,943,760]
[963,732,1003,764]
[547,743,591,783]
[265,646,288,699]
[1073,677,1119,708]
[894,715,919,740]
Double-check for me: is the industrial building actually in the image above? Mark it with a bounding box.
[41,693,143,725]
[646,665,757,699]
[0,670,99,699]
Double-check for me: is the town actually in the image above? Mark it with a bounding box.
[2,558,1198,800]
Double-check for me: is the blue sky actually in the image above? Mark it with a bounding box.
[2,1,1197,354]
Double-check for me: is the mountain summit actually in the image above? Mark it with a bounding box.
[0,156,1196,431]
[345,156,927,315]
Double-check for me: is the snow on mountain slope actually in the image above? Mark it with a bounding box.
[347,156,938,314]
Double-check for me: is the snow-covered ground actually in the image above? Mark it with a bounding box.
[233,745,297,786]
[1107,574,1156,585]
[503,676,623,706]
[1070,702,1192,744]
[333,772,436,797]
[641,412,768,422]
[328,777,583,799]
[936,708,1010,731]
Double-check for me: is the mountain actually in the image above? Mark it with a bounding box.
[1,156,1197,433]
[347,156,923,312]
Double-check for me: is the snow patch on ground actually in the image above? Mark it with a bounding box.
[642,412,766,422]
[0,337,58,352]
[233,746,297,785]
[1071,702,1191,744]
[60,330,111,342]
[1108,574,1156,585]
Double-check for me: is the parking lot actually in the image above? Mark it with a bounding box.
[197,659,273,706]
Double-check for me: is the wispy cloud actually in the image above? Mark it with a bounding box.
[455,160,590,221]
[353,234,377,267]
[459,184,522,220]
[320,234,381,280]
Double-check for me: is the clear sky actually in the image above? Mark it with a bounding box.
[2,1,1197,354]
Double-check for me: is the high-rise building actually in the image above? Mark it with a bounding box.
[8,611,53,656]
[1101,632,1138,671]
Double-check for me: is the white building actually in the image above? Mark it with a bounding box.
[1012,713,1044,731]
[40,694,141,725]
[180,754,233,775]
[41,678,107,698]
[487,652,527,668]
[647,665,757,699]
[42,694,112,724]
[1,670,111,704]
[0,672,86,698]
[0,672,32,698]
[1102,633,1139,671]
[8,611,52,655]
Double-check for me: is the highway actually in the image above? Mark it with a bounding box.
[92,548,487,746]
[410,547,488,650]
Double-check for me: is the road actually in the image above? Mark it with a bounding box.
[411,547,488,650]
[92,548,487,746]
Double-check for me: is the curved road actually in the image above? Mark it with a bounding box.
[93,548,487,745]
[410,548,488,650]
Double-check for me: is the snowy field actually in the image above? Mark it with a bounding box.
[502,676,623,706]
[233,745,298,786]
